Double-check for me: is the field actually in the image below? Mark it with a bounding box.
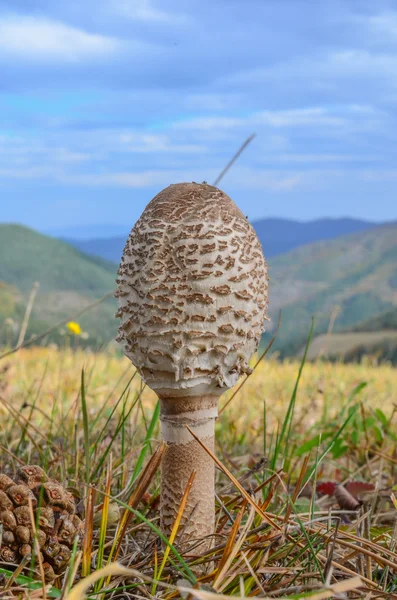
[1,345,396,598]
[305,331,397,361]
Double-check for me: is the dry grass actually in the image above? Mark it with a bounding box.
[2,346,396,426]
[0,347,397,599]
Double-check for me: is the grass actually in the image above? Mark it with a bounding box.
[0,345,396,599]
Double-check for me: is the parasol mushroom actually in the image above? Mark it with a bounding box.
[115,182,268,547]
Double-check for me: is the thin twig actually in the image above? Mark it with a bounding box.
[213,133,256,187]
[16,281,40,349]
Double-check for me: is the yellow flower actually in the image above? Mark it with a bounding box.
[66,321,82,335]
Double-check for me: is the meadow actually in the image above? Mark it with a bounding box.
[0,343,396,599]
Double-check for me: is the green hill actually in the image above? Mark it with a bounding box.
[265,222,397,356]
[302,306,397,364]
[0,225,118,348]
[0,224,116,292]
[350,306,397,332]
[303,331,397,362]
[1,222,396,357]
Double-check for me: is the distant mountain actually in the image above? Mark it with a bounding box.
[46,224,130,240]
[65,236,127,265]
[253,217,379,257]
[65,217,379,265]
[265,222,397,356]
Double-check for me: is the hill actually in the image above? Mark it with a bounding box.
[1,222,396,358]
[0,224,117,292]
[253,217,377,257]
[266,222,397,356]
[304,331,397,362]
[302,306,397,364]
[0,225,118,347]
[65,217,378,264]
[350,306,397,332]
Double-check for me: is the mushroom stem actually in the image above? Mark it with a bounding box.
[160,395,219,547]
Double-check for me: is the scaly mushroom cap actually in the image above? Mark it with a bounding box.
[115,182,268,398]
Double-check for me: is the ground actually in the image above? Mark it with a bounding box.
[0,347,396,598]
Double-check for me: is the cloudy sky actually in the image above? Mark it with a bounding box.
[1,0,397,234]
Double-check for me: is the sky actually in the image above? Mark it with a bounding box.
[1,0,397,235]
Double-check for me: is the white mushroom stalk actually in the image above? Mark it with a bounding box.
[115,183,268,547]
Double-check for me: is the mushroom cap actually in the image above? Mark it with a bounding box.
[115,182,268,398]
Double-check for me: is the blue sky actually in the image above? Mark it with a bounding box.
[1,0,397,233]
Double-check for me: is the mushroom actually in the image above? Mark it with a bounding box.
[115,182,268,547]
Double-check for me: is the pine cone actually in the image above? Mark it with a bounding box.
[0,466,83,581]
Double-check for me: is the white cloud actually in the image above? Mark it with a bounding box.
[172,107,349,132]
[118,132,207,153]
[361,169,397,181]
[52,148,91,163]
[57,166,306,192]
[59,169,214,188]
[255,108,346,127]
[0,152,306,192]
[114,0,188,23]
[0,166,62,179]
[0,147,394,197]
[184,94,230,111]
[257,153,381,164]
[328,50,397,79]
[0,130,205,173]
[0,16,121,61]
[0,135,90,160]
[364,12,397,41]
[173,116,243,131]
[223,166,304,192]
[221,50,397,91]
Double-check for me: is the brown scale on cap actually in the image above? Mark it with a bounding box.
[116,183,268,398]
[116,183,269,550]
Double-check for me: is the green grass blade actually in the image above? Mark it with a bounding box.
[90,373,136,440]
[91,399,136,481]
[0,568,62,598]
[80,368,90,483]
[130,400,160,484]
[306,403,360,482]
[97,489,197,585]
[271,319,315,471]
